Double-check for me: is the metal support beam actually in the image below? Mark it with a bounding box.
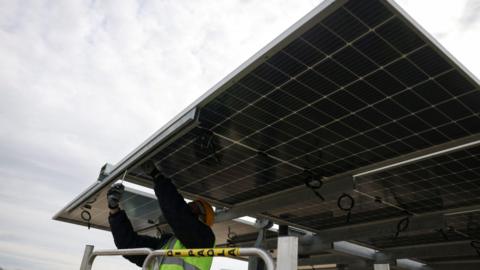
[429,258,480,265]
[222,213,444,257]
[384,240,477,259]
[395,259,427,270]
[276,236,298,270]
[228,235,332,255]
[333,242,376,260]
[298,254,366,266]
[429,265,480,270]
[216,176,353,223]
[314,213,444,243]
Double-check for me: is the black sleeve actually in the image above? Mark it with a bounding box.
[153,177,215,248]
[109,210,172,267]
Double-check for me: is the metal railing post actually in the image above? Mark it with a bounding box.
[276,236,298,270]
[79,245,94,270]
[86,248,153,270]
[374,264,390,270]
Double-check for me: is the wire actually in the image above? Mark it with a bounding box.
[467,215,480,232]
[196,130,221,164]
[120,170,128,185]
[394,215,410,239]
[81,210,92,230]
[471,240,480,257]
[227,226,237,247]
[443,225,480,257]
[337,193,355,224]
[304,172,325,201]
[85,197,97,204]
[437,228,449,241]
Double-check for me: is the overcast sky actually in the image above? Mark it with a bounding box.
[0,0,479,270]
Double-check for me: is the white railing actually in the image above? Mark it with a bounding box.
[80,246,275,270]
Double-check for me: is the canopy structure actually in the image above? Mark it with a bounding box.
[55,0,480,269]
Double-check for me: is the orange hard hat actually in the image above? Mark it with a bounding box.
[193,198,215,227]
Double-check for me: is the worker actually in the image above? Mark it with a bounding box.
[107,160,216,269]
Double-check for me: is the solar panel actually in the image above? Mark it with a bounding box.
[55,0,480,262]
[137,0,480,213]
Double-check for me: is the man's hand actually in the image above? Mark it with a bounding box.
[141,160,169,188]
[141,160,163,178]
[107,183,124,210]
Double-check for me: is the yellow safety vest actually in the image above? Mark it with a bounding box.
[149,237,214,270]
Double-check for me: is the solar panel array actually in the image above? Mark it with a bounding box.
[139,0,480,223]
[56,0,480,266]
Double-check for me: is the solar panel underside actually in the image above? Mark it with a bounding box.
[52,0,479,242]
[355,146,480,249]
[364,212,480,250]
[125,0,480,233]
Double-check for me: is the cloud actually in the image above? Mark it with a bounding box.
[0,0,321,269]
[460,0,480,29]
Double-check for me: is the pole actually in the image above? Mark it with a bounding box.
[276,236,298,270]
[79,245,94,270]
[374,264,390,270]
[86,248,153,270]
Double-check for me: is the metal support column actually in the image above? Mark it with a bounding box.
[79,245,94,270]
[373,252,391,270]
[373,264,390,270]
[276,236,298,270]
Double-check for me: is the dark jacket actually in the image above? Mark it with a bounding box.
[109,177,215,267]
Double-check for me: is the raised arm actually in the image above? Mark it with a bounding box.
[152,176,215,248]
[107,184,171,267]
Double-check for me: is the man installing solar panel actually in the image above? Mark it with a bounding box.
[106,160,216,270]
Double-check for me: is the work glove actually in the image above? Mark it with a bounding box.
[142,160,162,178]
[141,160,167,186]
[107,183,124,209]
